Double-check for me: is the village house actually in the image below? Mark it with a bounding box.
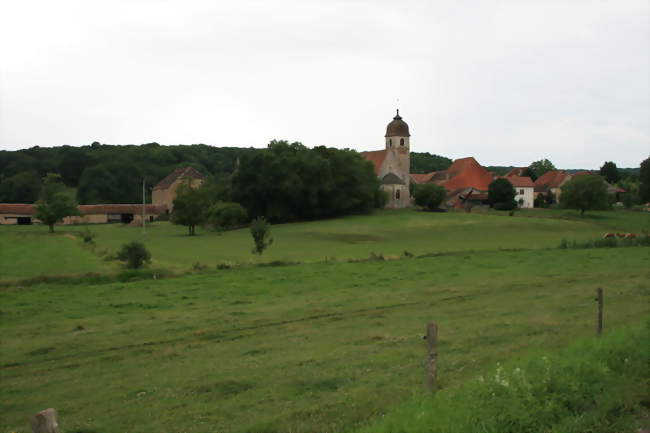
[533,170,572,202]
[506,175,535,208]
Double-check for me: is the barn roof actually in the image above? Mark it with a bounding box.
[0,204,35,214]
[153,167,204,190]
[410,172,436,184]
[505,167,528,177]
[437,157,494,192]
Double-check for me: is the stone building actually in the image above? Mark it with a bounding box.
[361,110,411,208]
[152,166,204,212]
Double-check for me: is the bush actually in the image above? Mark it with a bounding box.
[250,217,273,256]
[488,178,517,210]
[493,200,517,211]
[79,228,96,245]
[206,201,248,231]
[116,241,151,269]
[414,183,447,210]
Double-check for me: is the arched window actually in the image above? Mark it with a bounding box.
[396,189,401,200]
[389,139,393,147]
[400,138,405,146]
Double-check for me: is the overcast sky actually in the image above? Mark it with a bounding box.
[1,0,648,168]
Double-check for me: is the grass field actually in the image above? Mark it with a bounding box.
[1,246,648,432]
[1,208,648,432]
[2,208,648,281]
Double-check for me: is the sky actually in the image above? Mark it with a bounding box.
[0,0,648,169]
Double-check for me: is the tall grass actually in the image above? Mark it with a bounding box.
[355,321,650,433]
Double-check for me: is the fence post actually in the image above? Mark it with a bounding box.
[425,322,438,392]
[31,408,60,433]
[596,288,604,336]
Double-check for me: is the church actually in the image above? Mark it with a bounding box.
[361,110,412,208]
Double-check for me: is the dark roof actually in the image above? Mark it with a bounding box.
[385,110,410,137]
[0,204,35,214]
[381,172,406,185]
[153,167,204,190]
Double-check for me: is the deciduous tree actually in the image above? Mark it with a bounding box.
[34,173,79,233]
[559,175,609,215]
[529,159,556,178]
[599,161,621,184]
[640,157,650,203]
[414,183,447,210]
[488,178,517,210]
[250,216,273,256]
[171,181,208,236]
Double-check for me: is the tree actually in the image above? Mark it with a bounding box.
[521,167,537,182]
[250,216,273,256]
[599,161,621,184]
[529,159,556,178]
[488,178,517,210]
[171,182,208,235]
[34,173,79,233]
[559,175,609,215]
[640,157,650,203]
[116,241,151,269]
[206,201,248,230]
[0,170,42,203]
[414,183,447,210]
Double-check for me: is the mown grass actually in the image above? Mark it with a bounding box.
[1,247,648,432]
[3,208,644,280]
[354,321,650,433]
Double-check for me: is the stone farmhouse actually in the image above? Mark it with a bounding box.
[152,166,204,212]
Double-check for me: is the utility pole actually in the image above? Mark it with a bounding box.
[142,177,146,237]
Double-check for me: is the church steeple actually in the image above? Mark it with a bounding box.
[385,110,410,149]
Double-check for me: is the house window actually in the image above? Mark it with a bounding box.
[520,189,524,195]
[400,138,405,146]
[396,189,401,200]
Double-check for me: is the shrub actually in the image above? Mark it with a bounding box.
[80,228,96,245]
[116,241,151,269]
[250,217,273,256]
[414,183,447,210]
[206,201,248,231]
[488,178,516,210]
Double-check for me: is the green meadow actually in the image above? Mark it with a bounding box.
[2,208,648,281]
[0,209,649,432]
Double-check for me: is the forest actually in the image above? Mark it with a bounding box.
[0,142,452,205]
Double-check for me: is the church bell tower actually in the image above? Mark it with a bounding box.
[384,109,410,183]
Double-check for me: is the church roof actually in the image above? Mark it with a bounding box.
[381,172,406,185]
[360,149,387,175]
[385,110,410,137]
[153,167,204,190]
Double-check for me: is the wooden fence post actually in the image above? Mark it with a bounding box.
[31,408,60,433]
[425,322,438,392]
[596,288,604,336]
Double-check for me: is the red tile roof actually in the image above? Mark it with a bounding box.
[505,167,528,177]
[0,204,35,214]
[534,170,571,188]
[410,172,436,184]
[153,167,204,190]
[438,157,494,192]
[360,150,388,175]
[505,176,534,187]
